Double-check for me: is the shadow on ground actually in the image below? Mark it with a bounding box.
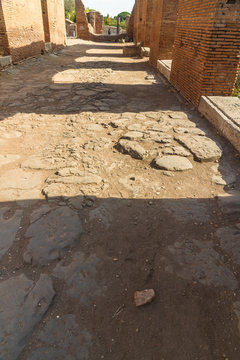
[1,192,240,360]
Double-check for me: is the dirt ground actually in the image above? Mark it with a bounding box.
[0,39,240,360]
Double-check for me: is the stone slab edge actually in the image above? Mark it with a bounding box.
[198,96,240,153]
[157,60,171,81]
[0,56,12,68]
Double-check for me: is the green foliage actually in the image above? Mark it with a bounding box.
[64,0,76,22]
[118,11,130,21]
[104,11,129,29]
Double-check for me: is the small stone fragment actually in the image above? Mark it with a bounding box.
[134,289,155,307]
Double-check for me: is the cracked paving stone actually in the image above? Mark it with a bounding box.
[174,134,222,162]
[216,224,240,265]
[53,252,106,305]
[116,139,147,160]
[162,239,237,289]
[0,274,55,360]
[160,146,191,157]
[153,155,193,171]
[0,207,23,259]
[23,207,83,264]
[173,127,206,136]
[21,156,66,170]
[28,314,92,360]
[122,131,144,141]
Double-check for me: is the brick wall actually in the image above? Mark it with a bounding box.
[1,0,45,62]
[170,0,240,106]
[149,0,179,66]
[0,4,9,56]
[144,0,154,46]
[41,0,65,47]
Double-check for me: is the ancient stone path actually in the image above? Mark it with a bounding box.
[0,39,240,360]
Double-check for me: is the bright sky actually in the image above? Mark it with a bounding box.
[83,0,135,17]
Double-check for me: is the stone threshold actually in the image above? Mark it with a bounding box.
[157,60,172,81]
[199,96,240,153]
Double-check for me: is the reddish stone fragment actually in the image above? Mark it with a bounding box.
[134,289,155,307]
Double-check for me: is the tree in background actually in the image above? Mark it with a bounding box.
[104,11,130,29]
[64,0,76,22]
[118,11,130,22]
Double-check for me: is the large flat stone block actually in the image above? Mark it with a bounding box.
[199,96,240,153]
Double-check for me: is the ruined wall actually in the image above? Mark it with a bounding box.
[170,0,240,106]
[149,0,179,66]
[136,0,145,43]
[41,0,66,47]
[75,0,91,40]
[127,5,135,39]
[0,0,45,62]
[95,12,104,34]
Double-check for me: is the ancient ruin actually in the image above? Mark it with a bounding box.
[0,0,240,358]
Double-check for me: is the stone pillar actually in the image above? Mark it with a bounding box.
[149,0,179,67]
[75,0,90,40]
[170,0,240,107]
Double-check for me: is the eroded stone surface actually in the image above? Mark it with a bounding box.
[0,154,20,167]
[0,208,23,259]
[0,274,55,360]
[24,207,83,264]
[28,315,91,360]
[116,139,146,160]
[175,135,222,162]
[153,155,193,171]
[163,239,237,289]
[53,252,105,305]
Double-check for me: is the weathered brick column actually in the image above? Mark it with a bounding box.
[41,0,66,48]
[134,0,145,44]
[144,0,154,47]
[149,0,179,67]
[75,0,91,40]
[170,0,240,107]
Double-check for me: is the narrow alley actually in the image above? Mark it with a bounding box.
[0,40,240,360]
